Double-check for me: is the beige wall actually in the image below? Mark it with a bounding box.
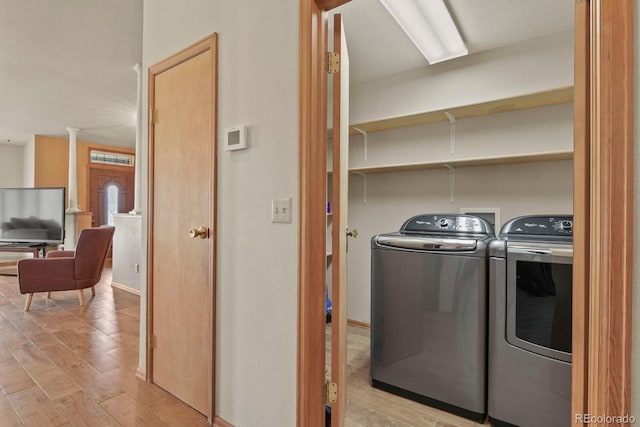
[349,30,573,125]
[142,1,299,425]
[346,160,573,322]
[0,143,24,187]
[33,135,134,212]
[34,136,68,196]
[343,103,574,322]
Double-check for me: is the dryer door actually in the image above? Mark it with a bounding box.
[505,243,573,362]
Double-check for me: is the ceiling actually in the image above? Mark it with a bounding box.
[0,0,572,150]
[337,0,574,85]
[0,0,142,148]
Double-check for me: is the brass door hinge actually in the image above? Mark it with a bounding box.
[148,334,156,349]
[149,109,158,124]
[324,381,337,404]
[327,52,340,74]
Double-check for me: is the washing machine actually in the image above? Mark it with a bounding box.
[488,215,573,427]
[370,214,495,421]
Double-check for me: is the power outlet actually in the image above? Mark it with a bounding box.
[271,198,292,223]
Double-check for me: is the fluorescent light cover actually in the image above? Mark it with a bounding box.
[379,0,468,64]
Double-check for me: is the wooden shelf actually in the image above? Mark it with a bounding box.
[348,150,573,175]
[349,87,574,135]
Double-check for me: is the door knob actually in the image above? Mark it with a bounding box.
[189,226,209,239]
[346,228,358,238]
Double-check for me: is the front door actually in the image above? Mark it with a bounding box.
[148,35,218,418]
[89,167,134,226]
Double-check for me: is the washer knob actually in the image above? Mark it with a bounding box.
[561,220,573,231]
[438,218,450,228]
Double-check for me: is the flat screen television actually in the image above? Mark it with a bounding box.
[0,187,66,244]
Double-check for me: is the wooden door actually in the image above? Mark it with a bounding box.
[148,35,217,418]
[89,167,134,226]
[330,14,349,427]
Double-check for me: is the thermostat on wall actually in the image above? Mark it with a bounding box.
[224,125,248,151]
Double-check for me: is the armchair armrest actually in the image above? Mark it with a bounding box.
[17,258,76,294]
[46,250,75,258]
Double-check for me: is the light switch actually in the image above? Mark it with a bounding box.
[271,198,292,223]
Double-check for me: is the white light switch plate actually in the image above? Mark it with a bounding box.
[271,198,292,223]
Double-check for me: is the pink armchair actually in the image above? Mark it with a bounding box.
[17,225,115,311]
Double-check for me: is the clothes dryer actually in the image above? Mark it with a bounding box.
[488,215,573,427]
[371,214,495,421]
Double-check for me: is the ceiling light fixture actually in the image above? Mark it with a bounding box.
[379,0,468,64]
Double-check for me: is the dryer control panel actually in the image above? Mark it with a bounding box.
[401,214,494,235]
[500,215,573,237]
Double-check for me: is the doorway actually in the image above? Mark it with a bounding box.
[89,167,134,226]
[298,0,634,425]
[147,34,218,419]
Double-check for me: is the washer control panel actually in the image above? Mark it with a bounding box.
[501,215,573,237]
[401,214,493,235]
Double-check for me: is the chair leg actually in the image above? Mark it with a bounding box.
[24,294,33,311]
[91,286,95,296]
[78,290,85,306]
[46,292,51,299]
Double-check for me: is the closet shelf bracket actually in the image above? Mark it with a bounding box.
[444,111,456,154]
[352,126,369,163]
[442,163,455,203]
[352,171,368,204]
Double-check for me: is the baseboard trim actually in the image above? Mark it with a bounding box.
[135,366,146,381]
[110,281,141,296]
[347,318,370,329]
[213,415,234,427]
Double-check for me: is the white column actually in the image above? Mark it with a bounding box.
[66,127,80,213]
[130,63,142,215]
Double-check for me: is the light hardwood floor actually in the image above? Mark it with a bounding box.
[0,267,489,426]
[327,324,488,427]
[0,269,208,426]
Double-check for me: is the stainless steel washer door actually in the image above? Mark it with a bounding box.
[506,243,573,362]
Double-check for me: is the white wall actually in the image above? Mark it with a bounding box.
[0,143,24,187]
[112,214,141,292]
[345,103,574,322]
[348,103,573,170]
[350,30,573,124]
[347,161,573,323]
[0,143,25,262]
[142,1,298,425]
[22,136,35,187]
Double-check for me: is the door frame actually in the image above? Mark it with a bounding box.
[297,0,634,425]
[572,1,634,419]
[85,146,136,220]
[146,33,218,421]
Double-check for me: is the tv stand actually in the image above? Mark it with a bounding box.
[0,243,59,276]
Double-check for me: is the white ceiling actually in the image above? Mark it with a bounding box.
[337,0,574,85]
[0,0,142,148]
[0,0,572,150]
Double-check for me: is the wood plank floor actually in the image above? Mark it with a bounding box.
[0,269,209,426]
[327,324,489,427]
[1,266,491,426]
